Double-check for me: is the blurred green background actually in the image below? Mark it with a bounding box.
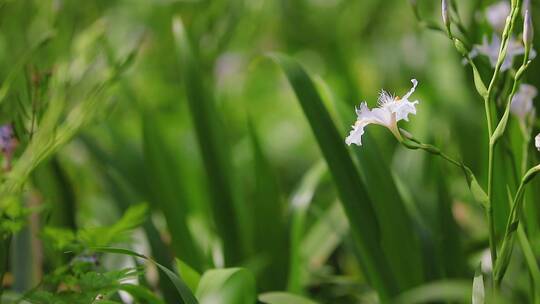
[1,0,540,303]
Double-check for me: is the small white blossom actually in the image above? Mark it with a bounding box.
[480,249,493,273]
[523,0,531,17]
[511,84,537,122]
[486,1,511,33]
[536,133,540,151]
[346,79,419,146]
[469,34,533,71]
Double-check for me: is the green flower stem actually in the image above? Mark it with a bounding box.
[482,0,522,280]
[400,139,465,173]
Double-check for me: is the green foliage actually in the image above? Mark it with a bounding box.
[1,0,540,303]
[27,268,142,304]
[42,204,148,253]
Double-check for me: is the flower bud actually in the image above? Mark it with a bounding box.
[442,0,451,32]
[524,9,534,49]
[453,38,468,56]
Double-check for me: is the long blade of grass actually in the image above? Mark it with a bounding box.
[268,53,398,299]
[247,119,288,290]
[287,161,327,293]
[142,111,204,271]
[301,200,349,271]
[172,17,245,265]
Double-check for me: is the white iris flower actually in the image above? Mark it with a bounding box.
[469,35,532,71]
[346,79,419,146]
[510,84,537,123]
[486,1,511,33]
[536,133,540,152]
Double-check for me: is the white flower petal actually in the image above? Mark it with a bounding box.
[473,35,530,71]
[391,99,419,122]
[357,101,391,126]
[402,79,418,100]
[345,121,366,146]
[536,133,540,152]
[388,79,419,122]
[346,102,377,146]
[511,84,537,121]
[486,1,511,32]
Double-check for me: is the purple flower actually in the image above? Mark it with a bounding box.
[0,124,18,170]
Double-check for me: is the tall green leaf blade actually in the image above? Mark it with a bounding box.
[301,200,349,271]
[269,53,398,299]
[142,111,204,271]
[247,119,288,290]
[287,161,327,293]
[172,17,245,265]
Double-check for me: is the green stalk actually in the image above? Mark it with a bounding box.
[486,109,497,269]
[482,0,522,283]
[401,140,468,180]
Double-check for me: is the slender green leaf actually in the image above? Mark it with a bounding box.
[462,165,489,208]
[287,161,327,293]
[301,200,348,270]
[247,119,288,290]
[176,258,202,293]
[142,111,204,270]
